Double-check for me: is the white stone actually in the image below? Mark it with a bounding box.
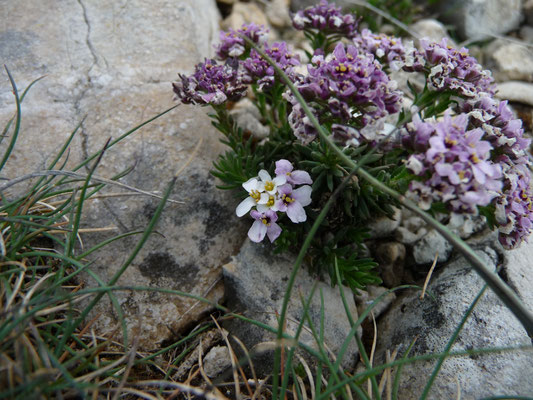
[413,229,453,265]
[496,81,533,107]
[368,207,402,238]
[203,346,232,378]
[411,19,452,43]
[487,40,533,83]
[266,0,292,28]
[439,0,523,40]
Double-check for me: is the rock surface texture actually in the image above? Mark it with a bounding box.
[438,0,523,40]
[374,250,533,398]
[0,0,247,349]
[222,240,360,375]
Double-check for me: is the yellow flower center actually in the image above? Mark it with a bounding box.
[266,195,275,207]
[336,63,349,73]
[458,170,466,180]
[264,181,275,192]
[261,217,270,226]
[250,190,261,202]
[283,194,295,203]
[471,153,480,163]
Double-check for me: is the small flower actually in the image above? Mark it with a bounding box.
[275,184,312,223]
[173,59,246,105]
[275,159,313,185]
[292,0,358,38]
[352,29,407,70]
[236,177,268,217]
[215,23,269,60]
[248,210,282,243]
[413,38,495,99]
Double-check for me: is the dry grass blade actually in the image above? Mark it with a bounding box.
[4,264,25,310]
[140,380,227,400]
[378,347,399,400]
[98,387,160,400]
[295,354,315,400]
[58,313,101,363]
[231,335,260,397]
[22,272,56,307]
[35,293,92,317]
[210,316,247,400]
[0,170,184,204]
[74,354,128,382]
[367,312,377,398]
[421,252,439,300]
[296,374,308,400]
[455,376,462,400]
[197,338,230,400]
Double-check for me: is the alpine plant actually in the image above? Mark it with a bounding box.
[172,1,532,289]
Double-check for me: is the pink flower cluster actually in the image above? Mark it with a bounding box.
[236,160,313,243]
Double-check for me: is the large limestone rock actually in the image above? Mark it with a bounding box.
[438,0,523,40]
[222,240,361,375]
[0,0,248,349]
[374,249,533,398]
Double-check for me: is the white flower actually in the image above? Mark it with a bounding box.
[236,177,269,217]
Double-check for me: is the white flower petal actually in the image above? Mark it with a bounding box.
[243,177,259,193]
[236,197,256,217]
[257,204,269,213]
[248,220,267,242]
[287,202,307,223]
[257,193,269,204]
[273,175,287,186]
[258,170,271,182]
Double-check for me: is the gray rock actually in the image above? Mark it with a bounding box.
[221,2,278,42]
[438,0,523,40]
[355,285,396,319]
[503,241,533,310]
[203,346,232,378]
[266,0,293,29]
[496,81,533,107]
[375,242,406,288]
[230,98,271,139]
[290,0,355,12]
[410,19,451,43]
[525,0,533,25]
[487,39,533,83]
[368,207,401,239]
[1,0,249,350]
[413,229,453,265]
[520,25,533,42]
[375,250,533,398]
[222,240,360,375]
[395,226,428,245]
[447,213,487,239]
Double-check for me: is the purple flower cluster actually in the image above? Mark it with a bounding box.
[172,59,247,105]
[236,160,313,243]
[174,23,301,105]
[292,0,358,38]
[352,29,407,70]
[243,42,300,89]
[461,96,533,248]
[287,43,402,144]
[215,23,269,60]
[409,38,495,98]
[403,112,503,214]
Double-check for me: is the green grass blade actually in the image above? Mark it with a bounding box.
[0,66,22,172]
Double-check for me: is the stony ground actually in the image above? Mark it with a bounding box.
[1,0,533,397]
